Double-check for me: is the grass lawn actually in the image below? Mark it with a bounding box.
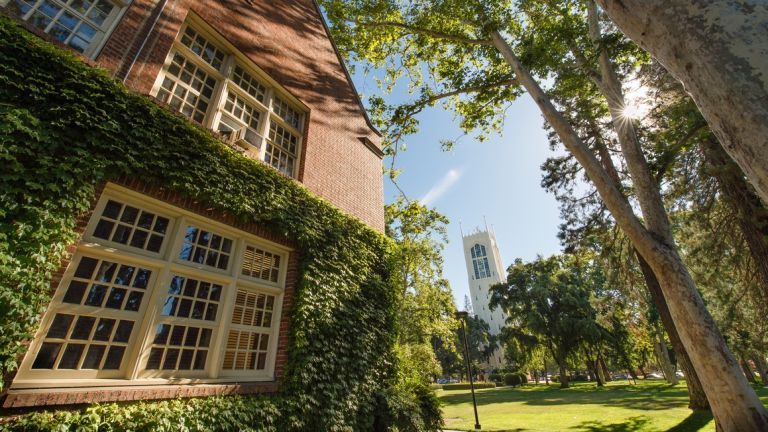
[438,379,768,431]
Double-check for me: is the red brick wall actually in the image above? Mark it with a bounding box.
[4,179,298,408]
[96,0,385,231]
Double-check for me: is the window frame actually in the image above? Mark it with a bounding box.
[151,17,307,179]
[13,183,291,389]
[3,0,132,58]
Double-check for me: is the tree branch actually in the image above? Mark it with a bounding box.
[398,78,519,120]
[356,20,493,46]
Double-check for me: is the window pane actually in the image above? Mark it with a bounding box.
[241,246,281,282]
[232,66,267,103]
[178,225,233,270]
[92,200,169,253]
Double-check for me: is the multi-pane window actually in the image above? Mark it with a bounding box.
[155,51,217,124]
[61,257,151,311]
[15,186,287,386]
[29,254,151,376]
[470,243,491,279]
[5,0,129,57]
[178,225,233,270]
[266,123,298,176]
[153,21,305,178]
[92,199,170,253]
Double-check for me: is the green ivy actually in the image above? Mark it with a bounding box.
[0,17,437,431]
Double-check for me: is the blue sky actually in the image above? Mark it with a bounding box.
[351,70,565,308]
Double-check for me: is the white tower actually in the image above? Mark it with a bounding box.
[461,227,507,369]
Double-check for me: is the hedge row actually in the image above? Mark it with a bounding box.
[441,383,496,391]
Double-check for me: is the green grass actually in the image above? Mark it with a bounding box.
[438,379,768,431]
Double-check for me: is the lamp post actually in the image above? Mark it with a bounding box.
[456,311,481,430]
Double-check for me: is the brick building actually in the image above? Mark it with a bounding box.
[1,0,384,407]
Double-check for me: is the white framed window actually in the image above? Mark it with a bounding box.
[3,0,131,58]
[470,244,491,279]
[152,19,306,178]
[13,183,289,388]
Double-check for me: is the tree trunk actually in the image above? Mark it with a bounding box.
[586,354,604,387]
[653,319,679,385]
[751,353,768,387]
[741,357,757,383]
[639,364,648,380]
[490,30,768,429]
[628,367,638,381]
[595,0,768,206]
[558,363,569,389]
[599,355,612,382]
[637,252,709,409]
[701,137,768,311]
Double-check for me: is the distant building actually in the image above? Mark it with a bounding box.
[461,227,508,370]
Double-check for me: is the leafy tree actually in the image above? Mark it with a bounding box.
[385,197,458,386]
[490,254,601,388]
[458,315,497,378]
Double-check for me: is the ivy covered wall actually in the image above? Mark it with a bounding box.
[0,17,439,431]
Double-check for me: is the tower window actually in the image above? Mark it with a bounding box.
[470,243,491,279]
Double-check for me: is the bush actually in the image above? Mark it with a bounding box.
[573,374,590,382]
[429,383,443,390]
[442,382,496,391]
[372,383,443,432]
[488,373,502,382]
[500,372,527,387]
[504,373,522,386]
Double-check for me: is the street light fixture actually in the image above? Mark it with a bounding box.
[455,311,481,430]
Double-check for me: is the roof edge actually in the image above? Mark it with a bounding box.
[311,0,382,139]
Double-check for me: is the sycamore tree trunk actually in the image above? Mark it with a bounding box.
[637,253,710,409]
[490,29,768,430]
[594,0,768,205]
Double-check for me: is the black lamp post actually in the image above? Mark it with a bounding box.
[456,311,481,430]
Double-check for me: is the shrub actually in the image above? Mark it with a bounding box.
[488,373,502,382]
[504,373,522,386]
[3,396,282,432]
[371,383,443,432]
[519,372,528,385]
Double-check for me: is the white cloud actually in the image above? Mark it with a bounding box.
[421,168,462,206]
